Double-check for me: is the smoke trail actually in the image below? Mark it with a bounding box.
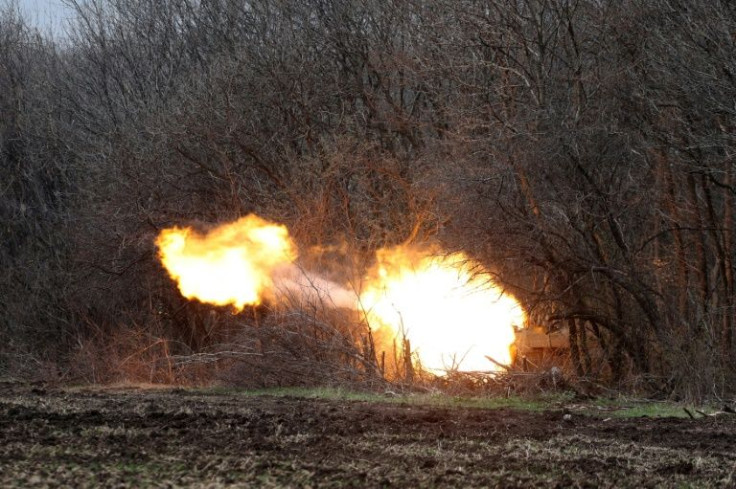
[272,265,357,309]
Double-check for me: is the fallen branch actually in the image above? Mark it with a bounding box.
[485,355,511,371]
[694,408,736,418]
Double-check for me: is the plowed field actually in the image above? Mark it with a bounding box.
[1,383,735,487]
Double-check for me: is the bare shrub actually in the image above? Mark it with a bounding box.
[206,304,386,389]
[2,0,735,400]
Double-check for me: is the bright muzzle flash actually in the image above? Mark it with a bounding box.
[156,215,524,373]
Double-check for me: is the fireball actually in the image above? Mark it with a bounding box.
[359,247,523,373]
[155,215,296,310]
[155,215,525,374]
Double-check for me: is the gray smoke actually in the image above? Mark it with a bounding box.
[272,265,358,310]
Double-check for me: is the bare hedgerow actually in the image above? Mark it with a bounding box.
[1,0,735,400]
[0,2,79,376]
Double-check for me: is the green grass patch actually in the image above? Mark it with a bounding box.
[197,385,716,419]
[577,396,709,418]
[201,385,574,412]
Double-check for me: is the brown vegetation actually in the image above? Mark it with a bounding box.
[1,0,735,401]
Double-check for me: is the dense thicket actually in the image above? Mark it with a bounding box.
[1,0,734,399]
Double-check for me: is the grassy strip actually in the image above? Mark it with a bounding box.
[580,397,706,418]
[62,383,715,419]
[199,386,711,418]
[200,385,567,410]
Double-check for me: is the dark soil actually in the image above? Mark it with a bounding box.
[1,383,735,487]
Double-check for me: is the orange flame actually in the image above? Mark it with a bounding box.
[155,215,296,310]
[359,246,523,373]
